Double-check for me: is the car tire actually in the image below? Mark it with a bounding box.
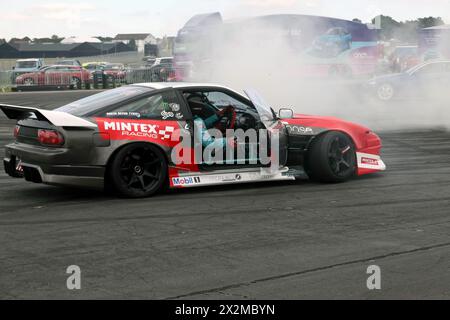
[109,143,167,198]
[70,77,81,90]
[23,78,34,86]
[377,83,395,101]
[306,131,356,183]
[109,76,116,88]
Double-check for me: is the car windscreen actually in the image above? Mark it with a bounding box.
[244,88,275,121]
[104,64,123,70]
[56,61,74,65]
[16,61,37,68]
[56,86,153,117]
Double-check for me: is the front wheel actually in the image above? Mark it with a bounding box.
[109,143,167,198]
[70,77,81,90]
[306,131,356,182]
[23,78,34,86]
[377,83,395,101]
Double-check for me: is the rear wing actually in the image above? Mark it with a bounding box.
[0,104,97,128]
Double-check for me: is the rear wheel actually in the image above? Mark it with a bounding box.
[306,131,356,182]
[109,143,167,198]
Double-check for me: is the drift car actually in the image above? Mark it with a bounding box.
[1,83,385,197]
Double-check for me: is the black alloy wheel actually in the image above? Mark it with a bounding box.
[306,131,356,182]
[110,143,167,197]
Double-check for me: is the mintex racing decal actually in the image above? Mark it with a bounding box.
[95,118,180,146]
[356,152,386,171]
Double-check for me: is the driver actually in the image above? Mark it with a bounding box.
[187,94,235,149]
[194,114,226,148]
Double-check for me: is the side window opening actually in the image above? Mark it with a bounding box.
[183,90,262,132]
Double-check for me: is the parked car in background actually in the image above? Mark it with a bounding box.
[15,65,93,90]
[153,57,174,66]
[103,63,127,82]
[82,61,108,71]
[11,58,44,82]
[56,59,82,67]
[143,56,156,66]
[365,60,450,101]
[312,27,352,57]
[82,62,108,88]
[126,63,176,83]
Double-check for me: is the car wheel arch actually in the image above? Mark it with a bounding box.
[104,141,170,184]
[305,130,358,152]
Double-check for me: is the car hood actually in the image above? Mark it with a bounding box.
[369,72,408,83]
[282,113,375,149]
[286,113,370,133]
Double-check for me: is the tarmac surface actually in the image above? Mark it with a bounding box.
[0,89,449,299]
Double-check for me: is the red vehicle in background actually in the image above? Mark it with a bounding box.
[103,63,127,82]
[15,65,93,89]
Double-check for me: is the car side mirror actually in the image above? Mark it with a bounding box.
[279,108,294,119]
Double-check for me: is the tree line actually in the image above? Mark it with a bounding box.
[369,16,445,43]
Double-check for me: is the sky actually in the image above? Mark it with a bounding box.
[1,0,450,40]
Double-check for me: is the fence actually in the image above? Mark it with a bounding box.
[1,65,189,91]
[0,51,144,72]
[0,71,13,92]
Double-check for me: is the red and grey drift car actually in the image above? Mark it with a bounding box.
[1,83,385,197]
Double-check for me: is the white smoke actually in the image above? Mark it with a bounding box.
[186,17,450,131]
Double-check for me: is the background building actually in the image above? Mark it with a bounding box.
[113,33,157,53]
[0,41,132,59]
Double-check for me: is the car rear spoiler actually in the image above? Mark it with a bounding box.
[0,104,97,128]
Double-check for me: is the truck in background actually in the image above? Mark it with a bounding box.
[11,58,44,82]
[173,13,381,80]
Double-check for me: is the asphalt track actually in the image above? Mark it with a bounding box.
[0,90,449,299]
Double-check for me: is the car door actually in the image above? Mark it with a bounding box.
[42,66,58,86]
[244,88,289,168]
[59,66,74,86]
[180,88,256,170]
[180,87,288,171]
[94,88,190,163]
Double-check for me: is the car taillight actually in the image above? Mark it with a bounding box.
[14,125,20,137]
[37,129,65,146]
